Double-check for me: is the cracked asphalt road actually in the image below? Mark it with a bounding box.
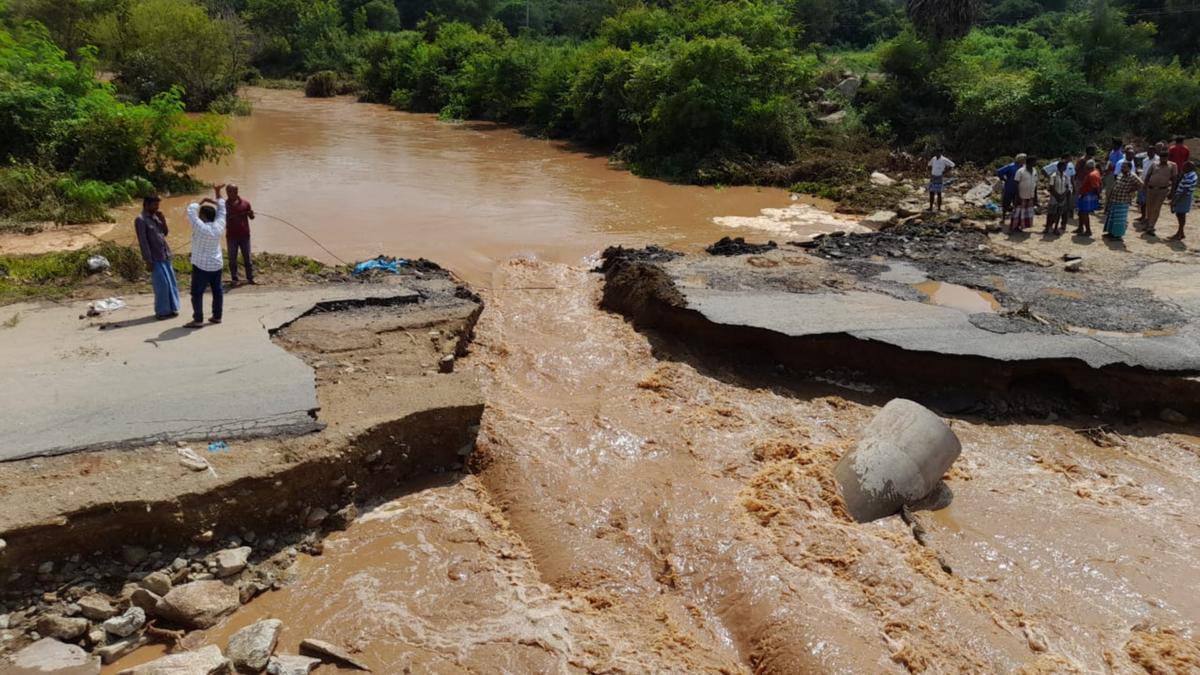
[0,282,417,460]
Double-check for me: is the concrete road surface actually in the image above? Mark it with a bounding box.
[0,283,416,461]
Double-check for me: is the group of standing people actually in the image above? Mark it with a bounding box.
[133,183,256,326]
[927,137,1197,243]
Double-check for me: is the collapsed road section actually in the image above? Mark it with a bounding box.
[0,261,484,666]
[599,223,1200,418]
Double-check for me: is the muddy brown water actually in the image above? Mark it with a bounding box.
[102,92,1200,673]
[104,87,847,287]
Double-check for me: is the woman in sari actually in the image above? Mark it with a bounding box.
[1075,160,1102,237]
[1170,161,1197,241]
[1103,161,1142,240]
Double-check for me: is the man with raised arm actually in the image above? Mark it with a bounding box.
[185,184,228,328]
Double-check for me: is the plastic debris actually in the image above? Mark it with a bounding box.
[207,441,228,452]
[352,256,408,275]
[86,297,127,316]
[86,255,111,273]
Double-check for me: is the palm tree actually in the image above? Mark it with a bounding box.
[906,0,981,41]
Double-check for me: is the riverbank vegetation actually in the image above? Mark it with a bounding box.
[3,0,1199,189]
[0,14,233,228]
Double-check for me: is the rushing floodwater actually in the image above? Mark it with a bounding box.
[103,90,1200,673]
[107,87,853,286]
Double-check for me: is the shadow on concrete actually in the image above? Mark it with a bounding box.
[1103,237,1128,251]
[99,315,170,331]
[145,325,201,345]
[1071,234,1096,245]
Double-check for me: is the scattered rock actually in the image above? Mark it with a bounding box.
[102,607,145,638]
[193,530,215,543]
[438,354,455,374]
[6,638,100,675]
[140,571,173,596]
[870,171,896,187]
[835,76,861,100]
[35,614,89,641]
[0,538,6,554]
[122,546,149,566]
[117,644,228,675]
[78,595,118,621]
[227,619,282,673]
[327,503,358,531]
[214,546,252,578]
[129,588,161,613]
[1065,259,1083,272]
[1160,408,1188,425]
[155,580,240,629]
[304,507,329,529]
[818,110,847,125]
[299,639,371,671]
[964,181,995,205]
[267,655,320,675]
[816,99,840,114]
[863,210,898,227]
[87,628,107,647]
[834,399,962,523]
[705,237,777,256]
[96,635,150,665]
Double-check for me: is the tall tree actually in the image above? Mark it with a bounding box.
[906,0,980,41]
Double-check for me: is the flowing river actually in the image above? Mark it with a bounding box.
[103,89,1200,673]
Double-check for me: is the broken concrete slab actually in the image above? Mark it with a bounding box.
[0,283,417,461]
[5,637,100,675]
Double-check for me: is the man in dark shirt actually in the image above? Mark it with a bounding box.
[225,183,256,285]
[133,195,180,319]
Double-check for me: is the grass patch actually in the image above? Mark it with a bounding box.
[257,78,306,90]
[1,311,19,328]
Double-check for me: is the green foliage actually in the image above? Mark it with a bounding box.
[0,21,233,224]
[85,0,248,111]
[209,94,254,116]
[305,70,340,97]
[0,241,144,303]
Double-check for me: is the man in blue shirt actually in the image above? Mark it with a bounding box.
[997,153,1025,219]
[1104,139,1125,208]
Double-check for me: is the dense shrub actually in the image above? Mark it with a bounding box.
[305,70,340,97]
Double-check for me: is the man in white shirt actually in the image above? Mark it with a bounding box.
[928,151,955,212]
[185,184,228,328]
[1011,156,1038,232]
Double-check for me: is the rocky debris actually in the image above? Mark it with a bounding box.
[36,614,89,641]
[834,399,962,523]
[1065,259,1083,272]
[705,237,777,256]
[214,546,252,578]
[129,588,162,613]
[122,545,150,566]
[863,210,898,227]
[155,580,240,629]
[6,638,100,675]
[78,595,118,621]
[964,180,996,205]
[438,354,455,374]
[1160,408,1188,425]
[97,635,150,665]
[327,503,359,531]
[870,171,896,187]
[596,245,682,273]
[299,638,371,671]
[267,655,320,675]
[102,607,146,638]
[836,76,861,100]
[117,644,228,675]
[303,507,328,529]
[141,571,173,596]
[818,110,847,125]
[227,619,282,672]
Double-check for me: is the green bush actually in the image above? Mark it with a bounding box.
[209,94,254,116]
[305,70,340,97]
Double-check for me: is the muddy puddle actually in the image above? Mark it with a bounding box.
[913,280,1000,314]
[107,262,1200,673]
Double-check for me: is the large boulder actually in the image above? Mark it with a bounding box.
[6,638,100,675]
[103,607,146,638]
[870,171,896,187]
[834,399,962,522]
[835,76,862,100]
[155,580,240,629]
[214,546,251,578]
[267,655,320,675]
[36,614,89,641]
[227,619,282,672]
[117,645,228,675]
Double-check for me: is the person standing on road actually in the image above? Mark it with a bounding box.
[1168,136,1191,172]
[1010,156,1038,233]
[927,151,955,212]
[997,154,1025,220]
[186,185,228,328]
[1143,146,1177,236]
[1076,159,1102,237]
[1104,161,1142,241]
[1045,159,1072,235]
[1170,161,1197,241]
[1103,139,1125,208]
[224,183,256,286]
[134,195,179,320]
[1136,147,1158,223]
